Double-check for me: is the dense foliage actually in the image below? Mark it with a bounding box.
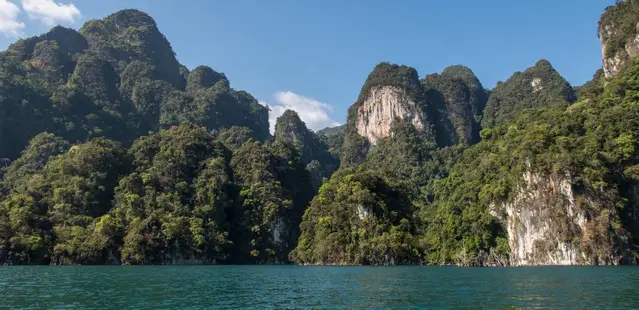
[424,59,639,265]
[274,110,337,190]
[316,124,344,161]
[576,69,605,101]
[599,0,639,58]
[293,119,463,265]
[340,63,486,166]
[0,136,128,264]
[481,60,576,128]
[0,124,313,264]
[0,9,269,160]
[3,3,639,266]
[292,167,419,265]
[422,65,486,146]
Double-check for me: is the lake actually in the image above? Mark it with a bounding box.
[0,266,637,309]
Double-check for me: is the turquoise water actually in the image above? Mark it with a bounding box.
[0,266,637,309]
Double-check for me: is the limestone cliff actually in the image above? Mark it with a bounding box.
[491,171,629,266]
[341,62,488,167]
[340,62,431,167]
[355,85,426,145]
[599,0,639,78]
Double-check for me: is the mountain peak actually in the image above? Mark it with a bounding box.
[354,62,421,110]
[274,109,337,189]
[105,9,157,28]
[482,60,575,128]
[186,66,228,94]
[598,0,639,77]
[275,110,307,143]
[440,65,484,91]
[366,62,420,88]
[533,59,553,70]
[6,26,87,60]
[80,8,184,88]
[441,65,474,78]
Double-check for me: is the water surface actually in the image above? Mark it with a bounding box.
[0,266,637,309]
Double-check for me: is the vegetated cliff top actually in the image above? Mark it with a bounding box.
[186,66,228,95]
[339,62,425,167]
[316,124,345,137]
[0,8,270,160]
[576,68,605,100]
[274,110,313,145]
[79,9,184,88]
[599,0,639,58]
[421,66,486,146]
[441,65,485,91]
[274,110,337,182]
[354,62,422,108]
[428,58,639,266]
[423,65,486,104]
[340,62,489,165]
[481,59,576,128]
[274,110,331,164]
[5,25,88,60]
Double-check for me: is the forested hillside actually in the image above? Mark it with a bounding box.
[0,9,269,161]
[294,1,639,266]
[2,2,639,265]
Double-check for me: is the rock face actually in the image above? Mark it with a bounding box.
[599,23,639,78]
[599,0,639,78]
[340,62,429,167]
[355,85,426,145]
[491,171,624,266]
[341,62,487,167]
[270,217,286,247]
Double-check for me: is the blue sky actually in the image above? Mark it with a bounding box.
[0,0,616,131]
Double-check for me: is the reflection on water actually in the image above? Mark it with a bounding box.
[0,266,637,309]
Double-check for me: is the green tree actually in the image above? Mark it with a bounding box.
[293,167,419,265]
[113,124,231,264]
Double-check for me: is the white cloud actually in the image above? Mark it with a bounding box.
[0,0,80,36]
[261,91,341,134]
[21,0,81,26]
[0,0,25,37]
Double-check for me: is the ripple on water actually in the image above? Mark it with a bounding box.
[0,266,638,309]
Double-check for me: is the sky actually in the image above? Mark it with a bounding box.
[0,0,616,132]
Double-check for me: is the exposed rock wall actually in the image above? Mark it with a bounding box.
[491,171,623,266]
[598,1,639,78]
[355,85,426,145]
[599,23,639,78]
[270,216,286,246]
